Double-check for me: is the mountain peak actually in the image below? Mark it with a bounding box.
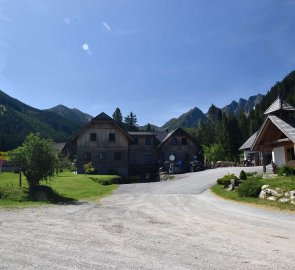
[161,106,206,130]
[47,105,92,125]
[222,94,264,115]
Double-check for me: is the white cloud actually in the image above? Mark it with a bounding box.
[102,22,111,32]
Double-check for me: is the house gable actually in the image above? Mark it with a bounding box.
[252,115,295,152]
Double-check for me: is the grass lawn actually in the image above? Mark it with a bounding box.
[211,176,295,212]
[0,171,118,208]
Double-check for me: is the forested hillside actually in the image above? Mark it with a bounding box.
[1,70,295,157]
[188,70,295,162]
[46,105,92,125]
[0,90,82,151]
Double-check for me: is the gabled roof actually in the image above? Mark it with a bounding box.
[251,115,295,151]
[93,112,113,121]
[156,130,169,142]
[71,112,132,143]
[156,127,195,148]
[54,142,66,152]
[267,115,295,143]
[239,132,258,150]
[264,96,295,115]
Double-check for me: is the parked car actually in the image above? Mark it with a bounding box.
[189,161,204,172]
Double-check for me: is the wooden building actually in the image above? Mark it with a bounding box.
[72,113,200,181]
[128,132,159,182]
[250,96,295,171]
[71,113,132,178]
[239,132,261,166]
[157,128,199,171]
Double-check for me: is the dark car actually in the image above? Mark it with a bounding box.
[189,161,204,172]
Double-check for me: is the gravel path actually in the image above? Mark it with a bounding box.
[1,167,295,270]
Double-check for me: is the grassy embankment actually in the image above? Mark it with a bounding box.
[211,176,295,212]
[0,172,118,208]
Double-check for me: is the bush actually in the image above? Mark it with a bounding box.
[278,165,295,176]
[246,171,257,177]
[239,170,247,180]
[237,178,262,197]
[217,174,238,187]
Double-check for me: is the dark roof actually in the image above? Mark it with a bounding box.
[239,132,258,150]
[54,142,66,152]
[156,130,169,142]
[156,127,195,148]
[264,96,295,115]
[71,112,132,142]
[251,115,295,150]
[268,115,295,143]
[93,112,113,120]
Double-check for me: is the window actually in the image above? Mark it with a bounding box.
[84,152,91,161]
[171,137,177,145]
[145,154,152,163]
[109,133,116,142]
[114,152,121,161]
[98,152,106,161]
[287,148,295,161]
[132,137,138,145]
[181,138,187,145]
[145,137,152,145]
[90,133,97,141]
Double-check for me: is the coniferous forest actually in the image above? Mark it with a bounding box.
[187,70,295,163]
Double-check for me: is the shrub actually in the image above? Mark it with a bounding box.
[237,178,262,197]
[217,174,238,187]
[277,165,295,176]
[239,170,247,180]
[246,171,257,177]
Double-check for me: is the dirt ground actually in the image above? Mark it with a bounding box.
[1,167,295,270]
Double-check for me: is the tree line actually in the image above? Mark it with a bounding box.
[112,107,155,132]
[187,70,295,164]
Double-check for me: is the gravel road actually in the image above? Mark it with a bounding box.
[1,167,295,270]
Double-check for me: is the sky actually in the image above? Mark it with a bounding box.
[1,0,295,126]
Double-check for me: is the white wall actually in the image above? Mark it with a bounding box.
[272,146,285,166]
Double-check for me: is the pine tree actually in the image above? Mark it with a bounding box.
[112,108,123,123]
[124,112,139,131]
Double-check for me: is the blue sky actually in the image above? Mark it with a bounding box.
[1,0,295,126]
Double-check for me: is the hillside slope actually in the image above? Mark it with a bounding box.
[0,90,82,150]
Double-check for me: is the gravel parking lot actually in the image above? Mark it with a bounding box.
[1,167,295,270]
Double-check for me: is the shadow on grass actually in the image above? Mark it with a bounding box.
[89,176,119,185]
[30,185,77,205]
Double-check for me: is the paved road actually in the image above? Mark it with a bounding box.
[1,167,295,270]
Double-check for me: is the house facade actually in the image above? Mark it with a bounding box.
[128,132,159,182]
[71,113,199,181]
[249,96,295,171]
[157,128,198,169]
[71,113,132,178]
